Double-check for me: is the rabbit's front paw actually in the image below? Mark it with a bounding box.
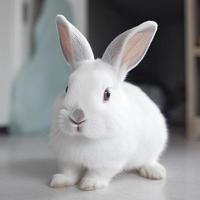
[49,174,77,188]
[139,162,166,180]
[79,177,109,191]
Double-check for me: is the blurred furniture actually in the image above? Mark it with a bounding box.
[1,0,87,134]
[185,0,200,139]
[9,0,75,135]
[0,0,34,126]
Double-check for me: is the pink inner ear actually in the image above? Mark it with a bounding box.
[58,24,73,63]
[121,31,153,70]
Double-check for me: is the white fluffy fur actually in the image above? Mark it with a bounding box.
[50,15,168,191]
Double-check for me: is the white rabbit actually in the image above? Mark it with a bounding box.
[49,15,168,191]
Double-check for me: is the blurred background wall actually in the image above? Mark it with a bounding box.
[0,0,34,126]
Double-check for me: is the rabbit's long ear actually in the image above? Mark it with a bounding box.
[102,21,157,81]
[56,15,94,69]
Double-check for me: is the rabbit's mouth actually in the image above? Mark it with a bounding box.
[69,117,86,132]
[69,117,86,125]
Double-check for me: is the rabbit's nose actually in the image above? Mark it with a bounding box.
[70,108,85,123]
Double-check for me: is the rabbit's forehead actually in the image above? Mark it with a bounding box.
[69,61,115,89]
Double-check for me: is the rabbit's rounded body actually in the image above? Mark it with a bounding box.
[50,15,167,190]
[51,74,167,171]
[121,82,167,170]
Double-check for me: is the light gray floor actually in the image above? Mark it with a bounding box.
[0,134,200,200]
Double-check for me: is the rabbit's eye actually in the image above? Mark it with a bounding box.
[103,88,111,102]
[65,86,68,93]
